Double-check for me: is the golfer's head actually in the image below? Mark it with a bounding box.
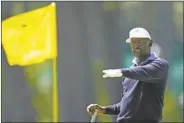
[126,27,152,58]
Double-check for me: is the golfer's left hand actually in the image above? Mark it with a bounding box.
[102,69,123,78]
[87,104,105,116]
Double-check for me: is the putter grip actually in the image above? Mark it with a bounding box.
[91,110,98,123]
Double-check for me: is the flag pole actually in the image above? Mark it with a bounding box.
[52,58,58,122]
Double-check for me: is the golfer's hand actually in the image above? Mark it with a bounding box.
[102,69,123,78]
[87,104,105,116]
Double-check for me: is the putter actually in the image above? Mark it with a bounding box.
[91,109,98,123]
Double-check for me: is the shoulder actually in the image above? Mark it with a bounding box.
[152,57,169,69]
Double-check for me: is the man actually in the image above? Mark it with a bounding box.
[87,27,169,123]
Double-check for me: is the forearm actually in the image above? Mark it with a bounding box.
[104,102,121,115]
[121,67,161,81]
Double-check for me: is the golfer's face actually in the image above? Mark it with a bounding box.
[130,38,150,58]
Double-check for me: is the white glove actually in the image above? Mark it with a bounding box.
[102,69,123,78]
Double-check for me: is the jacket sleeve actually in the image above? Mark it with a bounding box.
[121,59,169,82]
[104,102,121,115]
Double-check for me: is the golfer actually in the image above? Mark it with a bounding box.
[87,27,169,123]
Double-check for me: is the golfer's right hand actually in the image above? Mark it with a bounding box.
[87,104,105,116]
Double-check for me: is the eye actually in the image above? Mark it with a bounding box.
[139,40,146,45]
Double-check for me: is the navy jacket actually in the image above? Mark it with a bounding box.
[104,53,169,123]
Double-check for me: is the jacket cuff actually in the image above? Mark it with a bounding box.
[104,106,114,114]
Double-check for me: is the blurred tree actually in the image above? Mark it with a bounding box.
[162,89,182,122]
[168,40,183,111]
[2,2,13,20]
[24,60,53,122]
[92,60,112,122]
[102,2,119,11]
[25,1,50,11]
[172,2,183,43]
[11,2,25,15]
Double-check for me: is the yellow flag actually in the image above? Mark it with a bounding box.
[2,2,57,66]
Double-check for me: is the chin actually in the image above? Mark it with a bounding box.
[135,56,141,59]
[134,53,141,58]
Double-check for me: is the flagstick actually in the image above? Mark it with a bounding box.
[52,58,58,122]
[52,2,58,121]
